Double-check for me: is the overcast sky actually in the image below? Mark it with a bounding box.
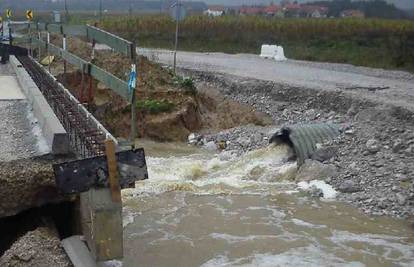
[195,0,414,9]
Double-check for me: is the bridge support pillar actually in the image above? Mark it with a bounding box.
[80,188,123,262]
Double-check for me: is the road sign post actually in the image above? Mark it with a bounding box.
[6,9,12,45]
[26,10,33,57]
[26,10,33,21]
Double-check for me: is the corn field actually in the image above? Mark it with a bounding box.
[101,15,414,72]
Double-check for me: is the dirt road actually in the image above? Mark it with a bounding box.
[138,48,414,112]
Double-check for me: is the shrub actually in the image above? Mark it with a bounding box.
[136,99,175,114]
[174,75,196,94]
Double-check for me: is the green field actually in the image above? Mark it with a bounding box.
[98,15,414,72]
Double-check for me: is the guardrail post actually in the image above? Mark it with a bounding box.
[37,24,41,61]
[62,24,67,84]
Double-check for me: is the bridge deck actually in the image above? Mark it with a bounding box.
[0,62,49,161]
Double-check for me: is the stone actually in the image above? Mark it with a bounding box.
[188,133,197,145]
[366,139,380,154]
[204,141,217,151]
[346,105,358,117]
[249,133,263,144]
[219,151,234,161]
[404,145,414,156]
[217,140,227,150]
[309,185,324,198]
[396,173,410,182]
[396,193,407,205]
[392,139,405,153]
[295,160,338,182]
[311,146,337,162]
[237,137,250,148]
[338,180,360,193]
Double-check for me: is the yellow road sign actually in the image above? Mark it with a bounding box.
[6,9,11,18]
[26,10,33,20]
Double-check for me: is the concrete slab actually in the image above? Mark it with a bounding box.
[62,235,97,267]
[0,76,26,100]
[10,56,69,155]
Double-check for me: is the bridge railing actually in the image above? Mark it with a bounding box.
[10,21,138,142]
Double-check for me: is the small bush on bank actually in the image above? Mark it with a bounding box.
[136,99,175,114]
[174,76,196,95]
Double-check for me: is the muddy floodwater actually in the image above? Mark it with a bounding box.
[120,140,414,267]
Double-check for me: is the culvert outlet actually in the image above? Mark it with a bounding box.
[269,123,340,166]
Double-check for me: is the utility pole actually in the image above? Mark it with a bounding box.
[64,0,69,22]
[173,0,180,74]
[99,0,103,22]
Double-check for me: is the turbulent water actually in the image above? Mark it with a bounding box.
[120,140,414,267]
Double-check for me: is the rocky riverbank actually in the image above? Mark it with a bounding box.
[185,70,414,219]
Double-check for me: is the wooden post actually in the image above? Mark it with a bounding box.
[105,139,121,203]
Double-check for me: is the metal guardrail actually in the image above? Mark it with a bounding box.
[11,21,133,101]
[11,20,138,143]
[86,25,133,58]
[25,22,133,57]
[32,37,130,100]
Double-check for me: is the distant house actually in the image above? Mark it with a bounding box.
[204,5,225,17]
[283,3,301,18]
[340,9,365,18]
[300,5,328,18]
[239,6,264,16]
[264,4,283,17]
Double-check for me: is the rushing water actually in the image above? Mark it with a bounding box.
[120,140,414,267]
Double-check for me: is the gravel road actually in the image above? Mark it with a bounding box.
[138,48,414,112]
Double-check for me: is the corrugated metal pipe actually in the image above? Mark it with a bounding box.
[269,123,340,166]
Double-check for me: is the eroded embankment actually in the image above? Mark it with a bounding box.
[57,71,271,142]
[183,69,414,219]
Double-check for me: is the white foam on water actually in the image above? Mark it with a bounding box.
[291,218,327,229]
[330,230,414,265]
[209,233,278,244]
[201,245,365,267]
[126,144,297,196]
[100,260,123,267]
[297,180,338,199]
[122,210,135,228]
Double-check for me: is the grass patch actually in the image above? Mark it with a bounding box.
[136,99,175,114]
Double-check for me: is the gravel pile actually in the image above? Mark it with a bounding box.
[0,227,72,267]
[187,71,414,218]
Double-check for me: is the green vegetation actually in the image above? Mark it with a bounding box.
[101,15,414,72]
[136,100,175,114]
[174,75,196,94]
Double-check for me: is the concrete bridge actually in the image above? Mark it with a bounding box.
[0,38,147,265]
